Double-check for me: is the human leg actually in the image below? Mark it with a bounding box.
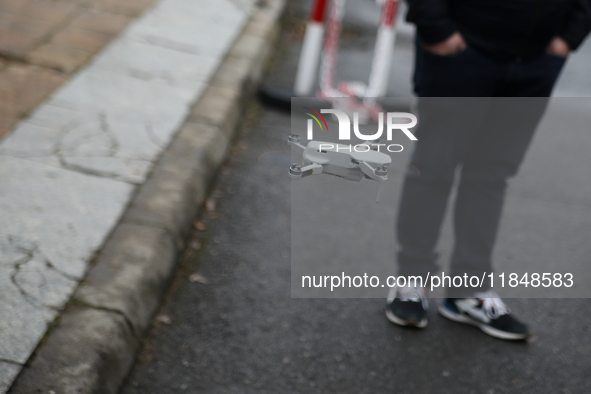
[449,99,559,295]
[388,44,503,327]
[396,43,503,281]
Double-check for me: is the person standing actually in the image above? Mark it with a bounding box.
[386,0,591,339]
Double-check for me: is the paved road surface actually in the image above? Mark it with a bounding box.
[121,1,591,393]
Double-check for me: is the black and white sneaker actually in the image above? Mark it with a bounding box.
[438,290,530,340]
[385,281,428,328]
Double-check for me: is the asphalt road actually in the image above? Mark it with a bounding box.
[121,1,591,393]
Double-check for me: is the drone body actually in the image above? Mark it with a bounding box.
[288,135,391,203]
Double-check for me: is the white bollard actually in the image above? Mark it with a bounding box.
[366,0,399,98]
[319,0,346,98]
[293,0,329,96]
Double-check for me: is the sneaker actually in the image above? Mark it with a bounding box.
[438,290,530,340]
[385,280,428,328]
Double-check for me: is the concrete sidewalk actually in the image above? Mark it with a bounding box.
[0,0,285,392]
[0,0,160,139]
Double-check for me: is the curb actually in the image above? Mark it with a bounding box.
[8,1,286,392]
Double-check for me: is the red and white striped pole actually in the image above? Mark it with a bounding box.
[319,0,346,99]
[293,0,329,96]
[366,0,399,98]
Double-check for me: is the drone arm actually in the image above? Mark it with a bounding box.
[289,141,306,152]
[289,163,323,180]
[358,161,379,181]
[287,134,306,153]
[301,163,323,176]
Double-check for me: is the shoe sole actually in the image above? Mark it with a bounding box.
[438,304,529,340]
[385,308,428,328]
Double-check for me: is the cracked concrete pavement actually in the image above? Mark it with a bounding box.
[0,0,284,391]
[0,0,163,139]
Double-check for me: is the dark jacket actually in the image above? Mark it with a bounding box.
[406,0,591,62]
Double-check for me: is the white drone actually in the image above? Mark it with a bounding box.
[288,134,391,203]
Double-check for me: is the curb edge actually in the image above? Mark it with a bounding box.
[8,1,287,392]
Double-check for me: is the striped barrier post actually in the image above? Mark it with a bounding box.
[259,0,401,115]
[366,0,400,98]
[293,0,329,96]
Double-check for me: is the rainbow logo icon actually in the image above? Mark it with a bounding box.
[303,107,328,132]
